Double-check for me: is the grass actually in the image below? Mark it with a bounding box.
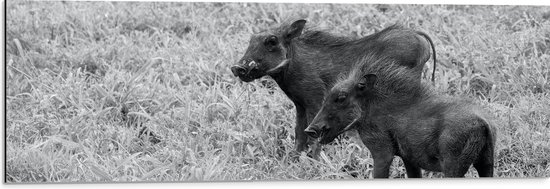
[5,1,550,182]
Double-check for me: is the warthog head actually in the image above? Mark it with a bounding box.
[231,19,306,82]
[304,74,378,144]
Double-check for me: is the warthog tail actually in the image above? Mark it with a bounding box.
[416,31,437,84]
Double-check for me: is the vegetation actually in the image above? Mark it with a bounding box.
[5,1,550,182]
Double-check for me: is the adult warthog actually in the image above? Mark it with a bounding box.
[305,59,495,178]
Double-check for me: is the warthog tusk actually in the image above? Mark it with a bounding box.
[317,118,358,143]
[337,118,359,136]
[248,60,257,67]
[266,59,289,74]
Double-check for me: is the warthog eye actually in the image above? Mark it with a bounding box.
[264,35,278,50]
[335,94,347,103]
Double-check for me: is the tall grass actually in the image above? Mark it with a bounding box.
[5,1,550,182]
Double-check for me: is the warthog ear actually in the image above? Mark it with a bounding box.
[283,19,306,43]
[357,74,377,92]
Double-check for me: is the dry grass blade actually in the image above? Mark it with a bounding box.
[88,164,113,181]
[140,165,171,180]
[121,58,161,102]
[320,151,336,170]
[127,111,154,121]
[116,152,142,170]
[13,38,25,56]
[8,65,33,80]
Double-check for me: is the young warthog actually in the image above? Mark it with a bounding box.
[230,19,436,154]
[304,60,495,178]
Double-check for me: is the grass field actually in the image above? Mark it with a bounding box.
[5,1,550,182]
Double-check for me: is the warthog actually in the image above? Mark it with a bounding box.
[304,59,495,178]
[231,19,436,155]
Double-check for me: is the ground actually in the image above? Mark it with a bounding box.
[5,1,550,182]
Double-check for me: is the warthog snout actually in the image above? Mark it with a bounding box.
[305,123,327,139]
[231,60,261,82]
[230,65,247,77]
